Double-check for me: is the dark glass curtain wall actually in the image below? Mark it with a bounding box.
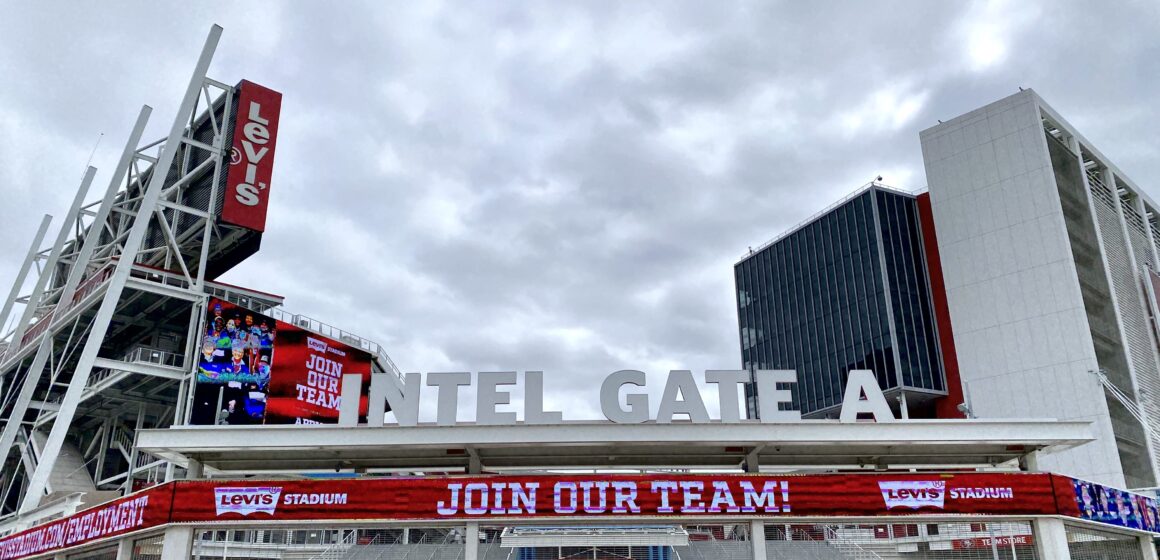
[736,189,945,417]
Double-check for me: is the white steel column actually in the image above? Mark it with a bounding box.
[8,167,95,347]
[123,404,145,495]
[19,25,223,513]
[58,107,152,307]
[1032,517,1069,559]
[0,215,52,339]
[0,167,97,467]
[750,520,767,560]
[159,525,194,560]
[464,523,478,560]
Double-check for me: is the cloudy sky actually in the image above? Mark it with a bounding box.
[1,1,1157,420]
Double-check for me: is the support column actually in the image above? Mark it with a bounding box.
[0,168,97,468]
[186,458,204,479]
[0,215,51,340]
[1019,450,1040,472]
[744,448,761,473]
[1032,517,1069,559]
[750,520,766,560]
[1141,534,1159,560]
[159,525,194,560]
[115,537,133,560]
[465,522,479,560]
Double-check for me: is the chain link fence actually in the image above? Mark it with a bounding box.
[764,521,1039,559]
[65,545,117,560]
[1065,524,1146,560]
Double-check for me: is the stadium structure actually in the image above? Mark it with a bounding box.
[1,24,1159,560]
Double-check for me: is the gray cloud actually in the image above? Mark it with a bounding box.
[1,0,1157,418]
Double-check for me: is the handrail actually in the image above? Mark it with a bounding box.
[738,181,917,263]
[822,525,884,560]
[306,529,358,560]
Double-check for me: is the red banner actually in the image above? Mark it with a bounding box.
[220,80,281,232]
[0,473,1153,559]
[169,473,1059,522]
[0,485,172,560]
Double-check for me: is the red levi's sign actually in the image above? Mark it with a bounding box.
[0,485,172,560]
[169,473,1058,522]
[220,80,281,232]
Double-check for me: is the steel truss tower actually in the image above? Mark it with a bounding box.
[0,25,399,530]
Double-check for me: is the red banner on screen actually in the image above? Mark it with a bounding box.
[0,485,172,560]
[169,473,1059,522]
[192,298,373,425]
[263,321,373,424]
[220,80,281,232]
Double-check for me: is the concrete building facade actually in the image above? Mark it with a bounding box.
[921,89,1160,489]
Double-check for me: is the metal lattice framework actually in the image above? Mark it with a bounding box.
[0,25,235,517]
[0,26,401,527]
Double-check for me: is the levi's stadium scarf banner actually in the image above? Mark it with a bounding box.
[174,473,1059,521]
[2,473,1156,560]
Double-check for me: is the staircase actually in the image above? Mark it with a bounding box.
[27,429,96,497]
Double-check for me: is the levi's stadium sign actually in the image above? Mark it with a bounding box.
[220,80,282,232]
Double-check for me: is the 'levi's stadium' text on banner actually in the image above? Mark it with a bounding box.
[192,298,372,425]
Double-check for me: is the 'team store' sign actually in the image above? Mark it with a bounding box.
[335,369,897,427]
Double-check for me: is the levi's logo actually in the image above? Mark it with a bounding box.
[231,101,273,207]
[878,480,946,509]
[215,487,282,516]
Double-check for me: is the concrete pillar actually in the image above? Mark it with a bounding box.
[750,520,766,560]
[465,523,479,560]
[744,449,760,473]
[115,537,133,560]
[1019,450,1040,472]
[186,458,204,479]
[159,525,194,560]
[1032,517,1069,559]
[1141,534,1159,560]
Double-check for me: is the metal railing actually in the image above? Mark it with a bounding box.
[822,526,884,560]
[123,345,185,369]
[205,279,401,377]
[265,309,401,376]
[738,181,918,263]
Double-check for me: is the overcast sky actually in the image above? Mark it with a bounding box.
[1,1,1157,420]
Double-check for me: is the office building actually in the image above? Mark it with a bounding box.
[735,185,959,418]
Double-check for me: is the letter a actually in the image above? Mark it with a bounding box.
[838,370,895,423]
